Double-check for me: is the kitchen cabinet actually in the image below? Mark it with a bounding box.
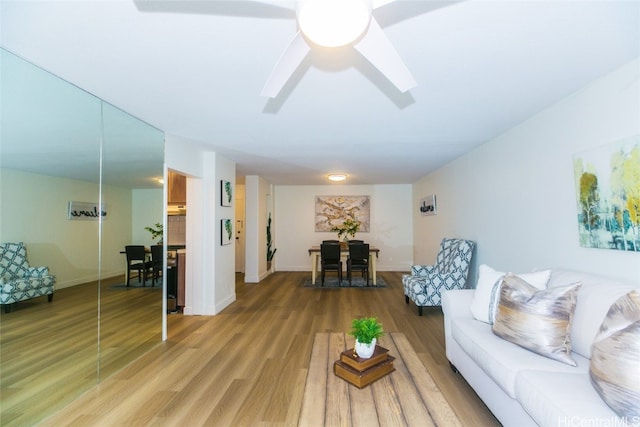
[168,171,186,205]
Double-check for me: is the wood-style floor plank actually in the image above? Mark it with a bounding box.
[17,271,499,426]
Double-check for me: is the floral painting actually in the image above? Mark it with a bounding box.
[315,196,370,232]
[573,136,640,251]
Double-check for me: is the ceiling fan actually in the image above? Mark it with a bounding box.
[256,0,417,97]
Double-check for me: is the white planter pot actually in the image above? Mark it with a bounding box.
[355,338,377,359]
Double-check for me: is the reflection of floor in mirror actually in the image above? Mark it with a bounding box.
[40,272,500,427]
[0,275,162,427]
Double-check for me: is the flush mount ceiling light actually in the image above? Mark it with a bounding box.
[298,0,370,48]
[328,173,348,182]
[260,0,416,98]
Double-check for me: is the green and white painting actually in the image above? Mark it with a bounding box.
[221,218,233,245]
[573,136,640,251]
[221,180,233,207]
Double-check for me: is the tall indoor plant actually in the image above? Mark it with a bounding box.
[144,222,163,244]
[267,212,276,270]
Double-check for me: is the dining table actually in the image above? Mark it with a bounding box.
[308,245,380,285]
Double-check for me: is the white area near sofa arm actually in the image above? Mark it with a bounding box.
[442,289,475,361]
[442,289,474,319]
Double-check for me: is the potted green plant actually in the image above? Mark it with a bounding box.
[266,213,276,270]
[349,316,384,359]
[331,218,361,243]
[144,222,163,244]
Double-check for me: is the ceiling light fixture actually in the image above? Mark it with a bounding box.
[298,0,371,48]
[328,173,348,182]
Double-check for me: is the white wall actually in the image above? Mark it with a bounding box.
[0,168,134,288]
[165,133,236,315]
[413,58,640,284]
[214,153,236,312]
[132,188,163,246]
[244,175,271,283]
[274,184,413,272]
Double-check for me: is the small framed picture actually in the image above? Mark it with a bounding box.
[419,195,436,216]
[221,218,233,245]
[221,180,233,207]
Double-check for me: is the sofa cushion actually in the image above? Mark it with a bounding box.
[548,270,640,359]
[516,371,623,426]
[590,290,640,419]
[452,317,588,399]
[493,275,581,366]
[470,265,551,324]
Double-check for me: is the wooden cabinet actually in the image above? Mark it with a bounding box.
[168,171,186,204]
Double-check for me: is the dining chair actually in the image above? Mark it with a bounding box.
[125,245,152,287]
[348,239,364,245]
[347,243,369,286]
[150,245,164,286]
[322,240,340,244]
[320,242,342,286]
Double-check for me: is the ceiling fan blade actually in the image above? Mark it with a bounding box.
[373,0,397,9]
[251,0,296,11]
[354,18,417,93]
[261,31,311,98]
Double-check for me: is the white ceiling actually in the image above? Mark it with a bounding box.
[1,0,639,185]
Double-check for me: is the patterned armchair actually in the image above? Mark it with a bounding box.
[1,242,56,313]
[403,238,475,315]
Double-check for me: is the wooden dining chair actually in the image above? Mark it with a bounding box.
[125,245,152,286]
[320,243,342,286]
[150,245,164,286]
[347,243,369,286]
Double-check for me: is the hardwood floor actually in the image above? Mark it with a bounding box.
[0,276,162,427]
[35,271,499,426]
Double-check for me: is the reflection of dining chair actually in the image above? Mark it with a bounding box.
[320,243,342,286]
[125,245,151,287]
[347,243,369,286]
[150,245,164,286]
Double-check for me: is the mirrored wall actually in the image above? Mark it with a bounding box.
[0,48,165,425]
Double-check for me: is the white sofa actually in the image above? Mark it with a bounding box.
[442,269,639,426]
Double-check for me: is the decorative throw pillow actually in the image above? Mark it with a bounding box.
[590,290,640,419]
[492,275,581,366]
[470,265,551,324]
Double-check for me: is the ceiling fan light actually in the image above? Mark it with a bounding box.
[298,0,370,48]
[328,173,348,182]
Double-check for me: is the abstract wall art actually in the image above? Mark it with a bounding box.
[573,136,640,251]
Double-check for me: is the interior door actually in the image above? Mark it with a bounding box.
[235,184,245,273]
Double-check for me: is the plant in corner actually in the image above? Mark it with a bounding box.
[266,212,276,270]
[349,316,384,359]
[144,222,163,243]
[331,218,361,242]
